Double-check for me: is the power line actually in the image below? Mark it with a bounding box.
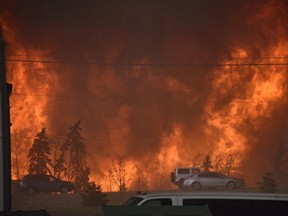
[6,58,288,67]
[10,93,288,104]
[7,53,288,60]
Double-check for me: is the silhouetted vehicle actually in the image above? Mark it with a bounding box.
[182,171,245,190]
[19,174,75,195]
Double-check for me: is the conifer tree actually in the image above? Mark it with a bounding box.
[54,155,66,179]
[49,137,66,179]
[27,128,52,174]
[257,172,278,193]
[64,120,90,190]
[202,155,213,171]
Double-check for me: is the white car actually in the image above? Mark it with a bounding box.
[123,191,288,206]
[183,171,245,190]
[101,191,288,216]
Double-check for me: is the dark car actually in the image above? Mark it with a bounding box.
[19,174,75,195]
[182,171,245,190]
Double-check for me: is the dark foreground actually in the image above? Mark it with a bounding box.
[12,191,136,216]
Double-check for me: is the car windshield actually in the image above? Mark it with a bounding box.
[1,1,288,216]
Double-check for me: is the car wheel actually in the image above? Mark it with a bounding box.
[178,179,185,190]
[191,182,201,190]
[60,186,69,194]
[227,181,236,189]
[26,187,36,195]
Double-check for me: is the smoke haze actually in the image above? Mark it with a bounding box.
[1,0,288,190]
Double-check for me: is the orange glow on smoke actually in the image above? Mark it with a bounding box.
[1,0,288,189]
[9,58,59,179]
[1,15,59,179]
[157,125,183,171]
[205,45,287,175]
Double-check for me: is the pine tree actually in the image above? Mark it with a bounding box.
[257,172,278,193]
[27,128,52,174]
[64,120,90,190]
[49,137,66,179]
[81,181,109,206]
[202,155,213,171]
[54,156,66,179]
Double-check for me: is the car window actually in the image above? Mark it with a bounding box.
[178,169,190,174]
[123,197,144,206]
[198,173,209,177]
[209,173,220,178]
[183,199,210,206]
[184,199,288,216]
[216,172,225,178]
[37,175,46,181]
[192,169,200,174]
[49,176,57,181]
[141,199,172,206]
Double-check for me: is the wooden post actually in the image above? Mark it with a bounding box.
[0,27,12,211]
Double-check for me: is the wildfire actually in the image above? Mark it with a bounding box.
[1,0,288,190]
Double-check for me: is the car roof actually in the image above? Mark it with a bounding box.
[132,191,288,201]
[197,171,219,174]
[176,167,200,169]
[24,174,50,177]
[22,174,53,179]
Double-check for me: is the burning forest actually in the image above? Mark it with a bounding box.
[0,0,288,191]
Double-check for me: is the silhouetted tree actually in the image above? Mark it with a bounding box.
[53,156,66,179]
[63,120,90,190]
[273,117,288,190]
[109,156,131,192]
[214,151,241,175]
[81,181,109,206]
[202,155,213,171]
[27,128,52,174]
[130,166,149,191]
[49,136,66,179]
[108,155,132,203]
[257,172,278,193]
[12,129,29,180]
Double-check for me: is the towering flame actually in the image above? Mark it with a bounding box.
[205,47,287,177]
[1,0,288,190]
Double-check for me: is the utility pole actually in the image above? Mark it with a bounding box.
[0,28,12,211]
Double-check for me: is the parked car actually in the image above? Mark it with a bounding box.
[182,171,245,190]
[123,191,288,206]
[19,174,75,195]
[111,191,288,216]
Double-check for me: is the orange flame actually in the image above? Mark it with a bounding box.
[1,0,288,189]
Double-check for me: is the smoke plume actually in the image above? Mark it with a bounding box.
[1,0,288,190]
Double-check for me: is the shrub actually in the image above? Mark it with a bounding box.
[257,172,278,193]
[80,181,109,206]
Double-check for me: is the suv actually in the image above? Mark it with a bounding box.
[171,167,200,189]
[19,174,75,195]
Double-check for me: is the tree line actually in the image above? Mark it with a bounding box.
[26,120,90,191]
[199,154,278,193]
[12,121,281,194]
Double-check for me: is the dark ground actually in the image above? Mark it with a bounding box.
[12,191,137,216]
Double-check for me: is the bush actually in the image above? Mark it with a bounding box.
[80,181,109,206]
[257,172,278,193]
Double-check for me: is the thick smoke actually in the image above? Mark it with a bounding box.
[1,0,288,189]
